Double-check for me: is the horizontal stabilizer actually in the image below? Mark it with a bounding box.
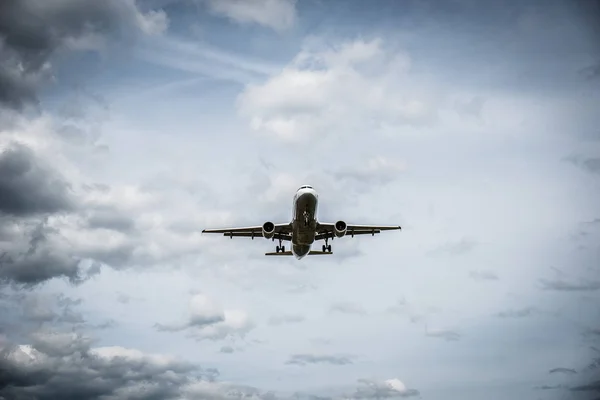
[264,251,333,256]
[265,251,293,256]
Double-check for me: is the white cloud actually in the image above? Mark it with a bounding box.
[350,378,420,398]
[155,293,254,341]
[237,38,440,142]
[202,0,297,31]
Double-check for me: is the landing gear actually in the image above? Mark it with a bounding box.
[322,238,332,253]
[275,238,285,253]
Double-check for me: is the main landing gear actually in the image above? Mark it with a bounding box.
[322,238,332,253]
[275,238,285,253]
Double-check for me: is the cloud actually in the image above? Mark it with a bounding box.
[155,293,254,341]
[454,95,486,120]
[533,384,565,390]
[201,0,297,31]
[237,38,439,142]
[219,345,235,354]
[495,307,538,318]
[549,367,577,374]
[0,111,232,286]
[0,217,97,286]
[0,0,168,110]
[333,156,407,186]
[468,270,499,281]
[564,155,600,175]
[268,314,305,326]
[579,62,600,80]
[0,339,223,400]
[539,278,600,292]
[569,380,600,393]
[0,143,75,216]
[329,302,367,316]
[0,291,86,340]
[349,378,420,398]
[0,290,280,400]
[424,326,461,341]
[285,354,353,366]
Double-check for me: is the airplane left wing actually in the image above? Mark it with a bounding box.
[202,223,292,241]
[315,222,401,241]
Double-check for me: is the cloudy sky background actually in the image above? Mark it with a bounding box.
[1,0,600,399]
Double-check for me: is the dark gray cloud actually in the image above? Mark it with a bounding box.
[0,334,219,400]
[0,143,75,216]
[329,302,367,316]
[579,62,600,80]
[570,380,600,393]
[549,367,577,374]
[468,270,499,281]
[286,354,353,366]
[539,278,600,292]
[0,0,167,110]
[0,217,97,286]
[533,384,565,390]
[564,155,600,175]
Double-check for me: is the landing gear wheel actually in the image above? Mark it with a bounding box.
[276,246,281,253]
[327,245,332,253]
[322,245,326,252]
[281,245,285,252]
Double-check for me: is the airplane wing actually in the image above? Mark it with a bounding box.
[202,223,293,241]
[315,222,401,241]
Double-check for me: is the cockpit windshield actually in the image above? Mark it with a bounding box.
[298,185,313,190]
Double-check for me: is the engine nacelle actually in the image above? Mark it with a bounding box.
[262,221,276,239]
[334,220,347,238]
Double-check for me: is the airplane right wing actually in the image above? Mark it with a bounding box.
[314,222,401,241]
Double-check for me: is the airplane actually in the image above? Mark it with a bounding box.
[201,185,401,259]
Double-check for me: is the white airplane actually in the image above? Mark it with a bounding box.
[202,185,401,259]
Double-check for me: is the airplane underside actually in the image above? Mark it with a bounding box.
[201,185,401,259]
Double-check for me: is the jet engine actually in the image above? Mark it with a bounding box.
[262,221,276,239]
[334,220,347,238]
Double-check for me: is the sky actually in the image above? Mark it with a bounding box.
[1,0,600,399]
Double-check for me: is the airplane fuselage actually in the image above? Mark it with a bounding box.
[290,186,319,259]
